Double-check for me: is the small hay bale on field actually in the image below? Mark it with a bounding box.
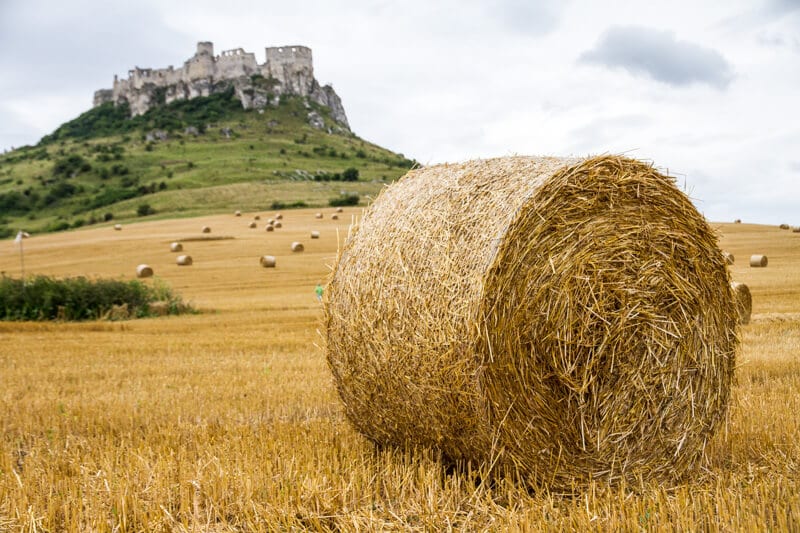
[260,255,276,268]
[136,264,153,278]
[325,155,737,490]
[750,254,768,267]
[311,230,320,239]
[793,227,800,233]
[275,213,283,220]
[723,251,734,265]
[779,223,790,229]
[114,224,122,231]
[170,242,183,252]
[734,219,742,224]
[267,219,275,225]
[315,212,323,219]
[274,221,282,228]
[265,224,274,232]
[731,282,752,325]
[201,226,211,234]
[249,221,257,229]
[235,210,242,217]
[335,207,344,213]
[254,215,261,220]
[332,214,339,220]
[176,255,193,266]
[291,242,304,252]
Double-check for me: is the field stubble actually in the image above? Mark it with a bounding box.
[0,216,798,530]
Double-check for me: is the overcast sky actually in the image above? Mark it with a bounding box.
[1,0,798,224]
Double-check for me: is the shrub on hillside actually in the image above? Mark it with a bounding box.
[0,275,192,321]
[329,194,360,207]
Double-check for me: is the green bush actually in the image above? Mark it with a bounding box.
[329,194,360,207]
[137,203,155,216]
[0,275,192,321]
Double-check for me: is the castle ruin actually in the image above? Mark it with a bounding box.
[93,42,349,129]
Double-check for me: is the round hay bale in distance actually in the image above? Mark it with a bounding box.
[249,221,257,229]
[259,255,276,268]
[274,221,282,229]
[291,242,304,252]
[331,214,339,220]
[176,255,193,266]
[779,223,790,229]
[235,210,242,217]
[311,230,320,239]
[136,264,153,278]
[723,251,734,265]
[750,254,768,267]
[335,207,344,213]
[731,282,752,325]
[201,226,211,234]
[114,224,122,231]
[254,215,261,221]
[734,219,742,224]
[275,213,283,220]
[170,242,183,252]
[325,155,737,490]
[265,224,274,232]
[315,213,323,219]
[793,227,800,233]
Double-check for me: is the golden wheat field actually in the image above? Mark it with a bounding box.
[0,211,798,531]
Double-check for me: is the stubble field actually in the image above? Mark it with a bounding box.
[0,212,798,531]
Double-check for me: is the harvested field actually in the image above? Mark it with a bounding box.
[0,210,798,530]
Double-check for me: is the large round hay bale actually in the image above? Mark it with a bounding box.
[249,221,257,229]
[723,251,734,265]
[315,212,323,219]
[136,264,153,278]
[176,255,193,266]
[114,224,122,231]
[332,214,339,220]
[259,255,276,268]
[335,207,344,213]
[779,223,789,230]
[274,221,282,229]
[291,241,304,252]
[734,219,742,224]
[750,254,768,267]
[731,282,752,325]
[235,210,242,217]
[275,213,283,220]
[325,155,737,490]
[265,224,274,232]
[267,219,275,225]
[793,227,800,233]
[311,230,320,239]
[254,215,261,221]
[170,242,183,252]
[201,226,211,234]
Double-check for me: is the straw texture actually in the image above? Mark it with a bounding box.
[731,282,752,325]
[325,155,737,490]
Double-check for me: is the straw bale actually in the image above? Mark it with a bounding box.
[235,210,242,217]
[335,207,344,213]
[793,227,800,233]
[176,255,193,266]
[723,251,734,265]
[750,254,768,267]
[136,264,153,278]
[731,282,752,325]
[325,155,737,490]
[315,213,323,219]
[265,224,274,232]
[201,226,211,233]
[311,231,320,239]
[254,215,261,220]
[332,214,339,220]
[170,242,183,252]
[779,223,789,229]
[260,255,277,268]
[734,219,741,224]
[291,242,304,252]
[275,213,283,220]
[274,221,282,228]
[114,224,122,231]
[249,221,257,229]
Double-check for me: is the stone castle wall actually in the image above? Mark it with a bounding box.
[94,41,349,128]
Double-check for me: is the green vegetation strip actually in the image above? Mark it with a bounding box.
[0,275,192,321]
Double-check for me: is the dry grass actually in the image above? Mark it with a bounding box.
[0,209,798,530]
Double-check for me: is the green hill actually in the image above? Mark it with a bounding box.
[0,90,416,238]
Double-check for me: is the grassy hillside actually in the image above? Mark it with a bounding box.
[0,91,416,238]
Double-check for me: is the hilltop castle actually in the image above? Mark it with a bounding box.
[93,41,349,129]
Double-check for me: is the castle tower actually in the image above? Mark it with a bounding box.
[263,46,314,96]
[196,41,214,56]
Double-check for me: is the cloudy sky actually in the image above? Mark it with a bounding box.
[1,0,798,223]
